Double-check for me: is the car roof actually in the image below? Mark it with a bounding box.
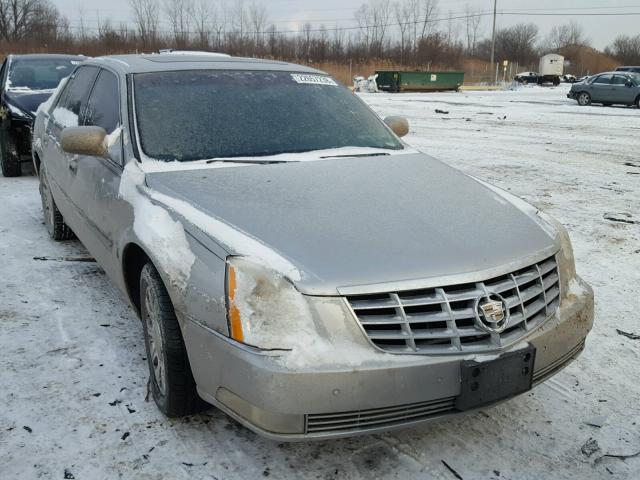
[85,53,326,76]
[595,71,636,76]
[9,53,86,61]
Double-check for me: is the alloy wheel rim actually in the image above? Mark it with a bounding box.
[145,287,167,396]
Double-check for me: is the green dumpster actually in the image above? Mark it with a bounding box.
[375,71,465,92]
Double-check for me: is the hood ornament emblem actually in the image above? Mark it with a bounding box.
[474,293,509,334]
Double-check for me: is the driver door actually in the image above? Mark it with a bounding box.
[62,68,125,280]
[589,74,613,103]
[45,65,98,223]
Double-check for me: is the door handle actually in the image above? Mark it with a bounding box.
[68,158,78,174]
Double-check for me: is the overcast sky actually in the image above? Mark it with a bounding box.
[52,0,639,50]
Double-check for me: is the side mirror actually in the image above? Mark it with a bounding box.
[626,80,634,87]
[61,126,108,157]
[384,116,409,138]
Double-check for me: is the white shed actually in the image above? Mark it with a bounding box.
[539,54,564,77]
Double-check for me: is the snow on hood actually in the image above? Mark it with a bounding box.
[143,187,303,282]
[137,146,416,173]
[3,90,52,118]
[119,162,196,291]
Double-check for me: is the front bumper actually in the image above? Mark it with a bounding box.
[183,275,594,441]
[567,91,577,99]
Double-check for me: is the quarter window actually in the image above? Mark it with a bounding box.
[84,70,120,134]
[53,66,98,127]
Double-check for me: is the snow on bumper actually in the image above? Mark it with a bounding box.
[182,275,594,440]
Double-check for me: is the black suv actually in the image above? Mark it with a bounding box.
[0,54,85,177]
[616,66,640,74]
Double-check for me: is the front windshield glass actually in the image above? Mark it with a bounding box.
[8,58,79,91]
[133,70,403,162]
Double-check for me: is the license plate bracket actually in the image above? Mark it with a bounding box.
[455,344,536,411]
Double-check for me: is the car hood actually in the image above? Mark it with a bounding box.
[4,90,52,119]
[145,154,559,295]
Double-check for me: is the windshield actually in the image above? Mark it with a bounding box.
[133,70,403,162]
[7,58,79,91]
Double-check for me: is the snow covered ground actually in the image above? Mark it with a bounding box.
[1,84,639,479]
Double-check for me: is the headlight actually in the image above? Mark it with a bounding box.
[536,210,576,295]
[225,256,316,350]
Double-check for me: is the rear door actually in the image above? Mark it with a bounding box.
[45,65,99,220]
[62,67,125,278]
[610,74,635,104]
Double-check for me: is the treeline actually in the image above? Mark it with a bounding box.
[1,0,639,75]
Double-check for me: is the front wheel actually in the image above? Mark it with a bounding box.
[0,130,21,177]
[577,92,591,106]
[636,96,640,109]
[140,263,209,417]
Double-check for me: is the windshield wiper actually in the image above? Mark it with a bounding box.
[205,159,289,165]
[320,152,391,159]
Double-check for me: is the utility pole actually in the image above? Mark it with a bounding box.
[490,0,497,84]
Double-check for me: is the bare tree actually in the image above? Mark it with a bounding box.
[192,0,212,49]
[129,0,159,47]
[419,0,439,41]
[394,1,411,62]
[355,0,391,57]
[164,0,193,48]
[546,21,588,51]
[606,34,640,65]
[0,0,56,42]
[464,4,483,56]
[248,1,268,53]
[495,23,539,66]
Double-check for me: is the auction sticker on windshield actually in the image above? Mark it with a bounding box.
[291,74,338,86]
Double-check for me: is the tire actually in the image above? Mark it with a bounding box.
[603,103,611,107]
[0,130,21,177]
[636,96,640,109]
[140,263,209,417]
[39,166,74,241]
[577,92,591,106]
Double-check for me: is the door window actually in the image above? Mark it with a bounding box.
[592,75,612,85]
[612,75,628,85]
[83,70,120,134]
[52,66,98,127]
[0,59,7,89]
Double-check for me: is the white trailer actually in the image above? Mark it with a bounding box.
[538,54,564,85]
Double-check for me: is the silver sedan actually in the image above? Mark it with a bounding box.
[32,53,594,440]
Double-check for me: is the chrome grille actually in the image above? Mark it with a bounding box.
[306,397,456,433]
[347,255,560,354]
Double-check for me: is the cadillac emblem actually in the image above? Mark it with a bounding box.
[474,293,509,334]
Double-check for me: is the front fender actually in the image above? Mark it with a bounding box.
[116,219,230,337]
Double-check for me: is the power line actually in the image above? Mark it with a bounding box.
[56,9,640,37]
